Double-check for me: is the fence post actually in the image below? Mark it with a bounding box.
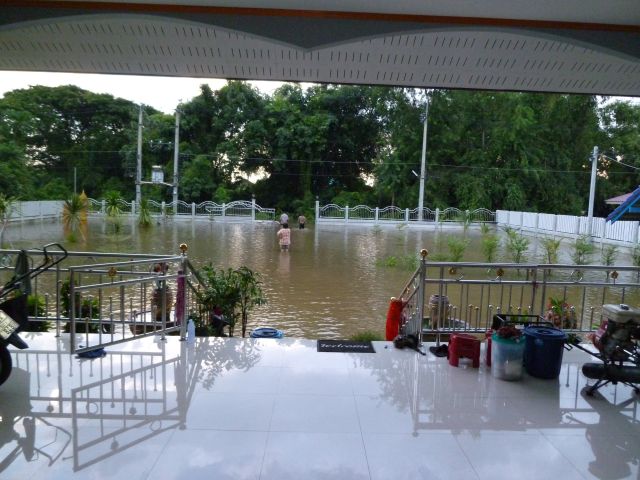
[192,202,196,218]
[161,201,166,216]
[315,197,320,222]
[251,195,256,221]
[405,208,409,223]
[553,214,558,233]
[374,207,379,223]
[131,200,136,216]
[636,222,640,244]
[575,216,581,236]
[101,199,106,215]
[435,208,440,223]
[345,206,349,223]
[222,203,226,220]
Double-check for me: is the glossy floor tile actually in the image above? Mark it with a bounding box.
[0,333,638,479]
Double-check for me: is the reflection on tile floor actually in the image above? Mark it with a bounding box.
[0,334,638,479]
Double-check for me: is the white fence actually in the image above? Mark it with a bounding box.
[88,198,275,221]
[316,201,495,225]
[5,200,64,221]
[497,209,640,245]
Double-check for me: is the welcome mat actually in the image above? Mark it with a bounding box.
[317,340,375,353]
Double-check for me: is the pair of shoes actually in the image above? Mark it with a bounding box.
[429,344,448,357]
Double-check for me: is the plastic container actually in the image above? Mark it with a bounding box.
[250,327,284,339]
[186,318,196,343]
[491,333,525,381]
[523,326,567,379]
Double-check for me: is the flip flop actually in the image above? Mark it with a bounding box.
[429,344,448,357]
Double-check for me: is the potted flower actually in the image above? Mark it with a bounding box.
[545,297,577,329]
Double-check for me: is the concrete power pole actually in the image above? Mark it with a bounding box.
[587,145,599,238]
[136,104,143,206]
[172,109,180,207]
[418,94,429,221]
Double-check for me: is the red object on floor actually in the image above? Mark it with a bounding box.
[385,298,404,341]
[448,333,481,368]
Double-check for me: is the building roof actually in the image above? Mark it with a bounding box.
[605,191,633,205]
[1,1,640,95]
[606,185,640,223]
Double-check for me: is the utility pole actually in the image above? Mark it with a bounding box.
[587,146,598,238]
[418,93,429,221]
[172,108,180,207]
[136,104,143,206]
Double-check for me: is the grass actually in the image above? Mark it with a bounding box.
[350,330,384,342]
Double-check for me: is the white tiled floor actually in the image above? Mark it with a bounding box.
[0,333,638,479]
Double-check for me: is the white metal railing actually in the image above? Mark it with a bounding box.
[497,209,640,245]
[316,201,495,225]
[86,198,275,221]
[397,255,640,345]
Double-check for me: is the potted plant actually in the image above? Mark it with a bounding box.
[545,297,577,329]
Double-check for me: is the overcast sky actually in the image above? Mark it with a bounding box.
[0,71,286,113]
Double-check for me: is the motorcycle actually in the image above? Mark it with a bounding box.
[0,243,67,387]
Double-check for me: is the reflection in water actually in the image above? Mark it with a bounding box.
[0,336,264,475]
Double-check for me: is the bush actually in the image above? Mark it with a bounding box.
[481,234,500,263]
[571,235,595,265]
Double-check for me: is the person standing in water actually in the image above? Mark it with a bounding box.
[298,214,306,229]
[277,223,291,251]
[280,212,289,226]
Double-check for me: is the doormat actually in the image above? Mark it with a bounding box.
[317,340,375,353]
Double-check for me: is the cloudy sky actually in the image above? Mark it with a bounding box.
[0,71,286,113]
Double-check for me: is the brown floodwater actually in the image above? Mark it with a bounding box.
[3,218,637,338]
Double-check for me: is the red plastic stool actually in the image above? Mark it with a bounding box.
[448,333,481,368]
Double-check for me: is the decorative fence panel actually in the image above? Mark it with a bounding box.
[378,206,404,221]
[349,205,375,220]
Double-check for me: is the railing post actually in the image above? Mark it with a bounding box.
[222,203,226,220]
[315,197,319,223]
[416,249,428,348]
[405,208,409,223]
[69,269,76,352]
[251,195,256,222]
[345,206,349,223]
[178,244,188,341]
[161,201,166,216]
[535,212,540,235]
[101,199,106,215]
[192,202,196,218]
[375,207,379,223]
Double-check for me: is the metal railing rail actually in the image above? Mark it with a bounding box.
[0,247,206,354]
[397,254,640,344]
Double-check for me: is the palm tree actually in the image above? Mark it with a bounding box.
[63,193,87,241]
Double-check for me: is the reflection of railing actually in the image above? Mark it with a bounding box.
[397,255,640,339]
[4,341,201,473]
[316,201,495,225]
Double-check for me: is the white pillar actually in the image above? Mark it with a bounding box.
[315,197,320,222]
[587,146,598,238]
[191,202,195,218]
[375,207,379,223]
[251,195,256,221]
[172,109,180,206]
[418,95,429,221]
[345,206,349,223]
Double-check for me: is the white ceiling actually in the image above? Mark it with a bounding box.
[2,1,639,96]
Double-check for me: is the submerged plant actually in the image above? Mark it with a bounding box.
[138,197,153,228]
[104,191,123,234]
[63,193,87,242]
[541,237,562,265]
[571,235,595,265]
[447,237,469,262]
[481,234,500,263]
[506,231,530,264]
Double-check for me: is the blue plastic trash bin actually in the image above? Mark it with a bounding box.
[250,327,284,339]
[523,326,567,379]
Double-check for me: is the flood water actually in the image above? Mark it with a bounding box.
[3,218,637,338]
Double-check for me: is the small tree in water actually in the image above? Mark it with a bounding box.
[571,235,595,265]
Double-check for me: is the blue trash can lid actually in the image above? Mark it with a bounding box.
[524,326,567,340]
[250,327,284,338]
